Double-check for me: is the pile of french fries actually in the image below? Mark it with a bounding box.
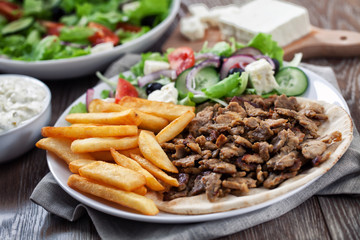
[36,96,195,215]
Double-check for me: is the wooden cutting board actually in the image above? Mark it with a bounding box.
[162,25,360,61]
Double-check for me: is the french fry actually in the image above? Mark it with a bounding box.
[138,130,178,173]
[89,99,169,133]
[65,109,141,125]
[118,96,195,121]
[130,154,179,187]
[36,137,95,164]
[71,136,138,153]
[68,174,159,215]
[118,147,142,157]
[133,186,147,196]
[156,110,195,144]
[69,159,96,173]
[110,148,164,191]
[90,151,114,162]
[41,125,138,138]
[78,161,145,191]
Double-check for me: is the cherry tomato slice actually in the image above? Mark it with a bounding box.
[88,22,119,46]
[168,47,195,75]
[41,21,64,36]
[116,22,141,32]
[0,1,22,21]
[115,78,138,103]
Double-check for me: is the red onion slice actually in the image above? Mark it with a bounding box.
[195,53,220,62]
[255,55,276,70]
[220,55,256,79]
[108,90,114,98]
[232,47,262,56]
[86,88,94,112]
[138,69,177,87]
[186,59,220,95]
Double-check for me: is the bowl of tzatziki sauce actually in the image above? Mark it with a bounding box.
[0,74,51,163]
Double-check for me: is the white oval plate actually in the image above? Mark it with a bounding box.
[47,68,350,223]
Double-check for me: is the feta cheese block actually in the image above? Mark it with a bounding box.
[245,59,279,94]
[180,16,206,41]
[143,60,170,75]
[219,0,311,46]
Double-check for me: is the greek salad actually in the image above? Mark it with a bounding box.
[71,33,308,113]
[0,0,170,61]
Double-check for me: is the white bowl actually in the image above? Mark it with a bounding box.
[0,0,180,80]
[0,74,51,163]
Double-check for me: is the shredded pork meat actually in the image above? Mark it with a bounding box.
[161,95,342,202]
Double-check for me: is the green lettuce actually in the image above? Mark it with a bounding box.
[87,11,125,30]
[126,0,169,26]
[52,45,90,59]
[116,26,150,44]
[247,33,284,66]
[202,72,248,99]
[32,35,62,60]
[59,26,95,44]
[200,41,234,57]
[23,0,55,19]
[179,92,196,106]
[69,102,87,114]
[0,35,32,59]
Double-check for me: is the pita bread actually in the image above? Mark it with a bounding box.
[147,98,353,215]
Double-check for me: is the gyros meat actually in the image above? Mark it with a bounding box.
[147,95,353,215]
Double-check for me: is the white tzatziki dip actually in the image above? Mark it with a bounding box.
[0,76,47,133]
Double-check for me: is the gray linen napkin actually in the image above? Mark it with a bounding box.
[31,54,360,240]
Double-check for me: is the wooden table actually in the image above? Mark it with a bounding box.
[1,0,359,239]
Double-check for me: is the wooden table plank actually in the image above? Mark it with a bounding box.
[318,196,360,240]
[220,197,331,240]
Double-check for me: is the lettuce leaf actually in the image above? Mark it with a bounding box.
[32,36,62,60]
[69,102,87,114]
[247,33,284,66]
[87,11,125,30]
[126,0,169,26]
[0,35,32,59]
[59,26,95,44]
[116,26,150,44]
[179,92,196,106]
[202,72,248,99]
[200,41,234,57]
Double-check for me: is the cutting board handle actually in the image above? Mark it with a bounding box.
[283,27,360,60]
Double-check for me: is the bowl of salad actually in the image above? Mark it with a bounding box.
[0,0,180,80]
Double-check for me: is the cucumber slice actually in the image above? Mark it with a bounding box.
[275,66,308,96]
[175,67,219,99]
[2,17,34,35]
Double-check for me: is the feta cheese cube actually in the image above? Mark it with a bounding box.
[180,16,206,41]
[219,0,311,46]
[144,60,170,76]
[245,59,279,94]
[91,42,114,54]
